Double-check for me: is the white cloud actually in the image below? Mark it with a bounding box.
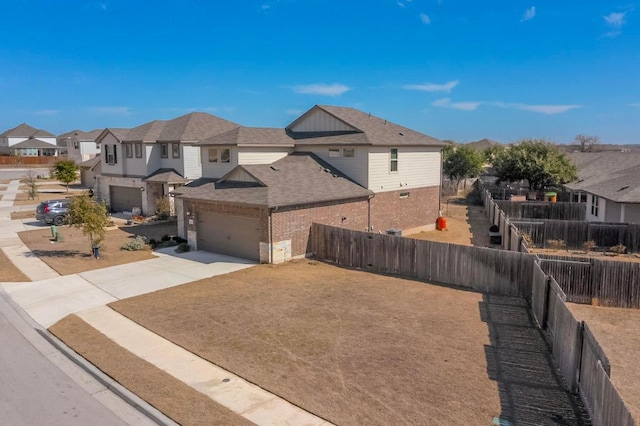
[403,80,459,93]
[432,98,480,111]
[604,12,626,27]
[292,83,351,96]
[397,2,405,8]
[33,109,60,116]
[89,106,131,115]
[286,109,303,115]
[495,102,580,115]
[262,4,270,10]
[420,13,431,24]
[629,103,640,107]
[521,6,536,22]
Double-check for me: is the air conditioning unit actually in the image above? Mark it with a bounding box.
[386,228,402,236]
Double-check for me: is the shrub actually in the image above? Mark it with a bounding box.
[161,234,170,242]
[175,242,190,253]
[121,235,148,251]
[148,238,157,247]
[583,240,597,252]
[521,232,534,248]
[155,196,171,220]
[609,243,626,255]
[546,239,566,251]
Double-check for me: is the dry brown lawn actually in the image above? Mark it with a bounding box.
[409,197,495,247]
[18,222,176,275]
[50,315,251,426]
[568,303,640,420]
[13,192,77,205]
[0,249,30,282]
[110,260,501,425]
[10,210,35,220]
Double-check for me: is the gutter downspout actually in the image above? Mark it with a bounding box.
[367,194,374,232]
[269,208,273,264]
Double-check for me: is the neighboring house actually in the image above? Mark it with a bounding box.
[79,155,101,189]
[95,113,239,214]
[58,129,102,163]
[565,152,640,223]
[175,105,445,263]
[0,123,61,156]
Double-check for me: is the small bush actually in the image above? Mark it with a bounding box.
[155,196,171,220]
[583,240,597,252]
[161,234,171,242]
[148,238,157,247]
[609,243,626,255]
[521,232,534,248]
[175,242,190,253]
[547,239,566,251]
[121,235,148,251]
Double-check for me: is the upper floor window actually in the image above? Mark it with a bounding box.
[329,148,340,157]
[160,143,168,158]
[172,143,180,159]
[125,143,133,158]
[135,143,143,158]
[207,147,231,163]
[73,140,79,149]
[221,148,230,163]
[390,148,398,172]
[343,148,355,158]
[208,148,218,163]
[106,145,117,165]
[591,195,599,217]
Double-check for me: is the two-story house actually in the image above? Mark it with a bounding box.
[57,129,102,163]
[175,105,445,263]
[0,123,61,156]
[95,113,239,214]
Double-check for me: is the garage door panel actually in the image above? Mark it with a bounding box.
[197,213,260,261]
[109,186,143,213]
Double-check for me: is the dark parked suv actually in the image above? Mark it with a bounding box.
[35,199,70,225]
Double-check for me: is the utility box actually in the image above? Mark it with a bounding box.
[386,228,402,236]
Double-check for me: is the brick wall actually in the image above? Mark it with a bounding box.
[370,186,440,234]
[272,198,369,257]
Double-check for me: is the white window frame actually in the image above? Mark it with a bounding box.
[125,143,133,158]
[135,143,143,158]
[591,195,599,217]
[390,148,398,173]
[343,148,355,158]
[160,143,168,158]
[208,148,219,163]
[329,148,341,158]
[171,143,180,159]
[106,145,117,165]
[220,148,230,163]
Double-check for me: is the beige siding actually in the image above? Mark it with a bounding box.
[224,168,260,183]
[299,145,368,187]
[624,204,640,224]
[586,193,605,222]
[289,108,357,132]
[182,145,202,180]
[100,133,123,175]
[368,147,441,192]
[237,147,291,164]
[201,146,238,178]
[122,145,148,177]
[605,200,622,222]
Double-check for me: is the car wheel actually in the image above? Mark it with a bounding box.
[53,216,66,226]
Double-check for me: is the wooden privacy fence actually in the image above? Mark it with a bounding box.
[0,156,57,165]
[494,200,586,221]
[532,260,636,426]
[311,223,534,299]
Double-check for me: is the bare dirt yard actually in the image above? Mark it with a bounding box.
[107,260,502,424]
[568,303,640,420]
[18,221,177,275]
[409,196,497,248]
[0,249,30,282]
[50,315,251,426]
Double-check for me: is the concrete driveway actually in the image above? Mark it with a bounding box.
[2,248,255,328]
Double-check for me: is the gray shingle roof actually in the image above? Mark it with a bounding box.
[177,152,373,207]
[565,152,640,202]
[197,127,294,146]
[143,168,189,184]
[79,155,101,170]
[124,112,239,143]
[10,138,60,149]
[58,129,103,141]
[288,105,445,147]
[1,123,55,138]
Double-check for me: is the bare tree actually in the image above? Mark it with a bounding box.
[574,134,600,152]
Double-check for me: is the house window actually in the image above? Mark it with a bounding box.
[343,148,355,158]
[329,148,340,157]
[172,143,180,159]
[399,192,410,199]
[160,143,168,158]
[221,148,230,163]
[106,145,117,165]
[390,148,398,172]
[125,143,133,158]
[591,195,599,217]
[208,148,219,163]
[73,140,79,149]
[135,143,142,158]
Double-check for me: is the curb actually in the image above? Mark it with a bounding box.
[37,329,178,426]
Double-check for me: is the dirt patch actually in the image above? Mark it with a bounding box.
[531,248,640,263]
[408,198,496,248]
[0,249,30,282]
[568,303,640,420]
[13,192,78,206]
[110,260,502,425]
[10,210,35,220]
[17,223,177,275]
[50,315,251,426]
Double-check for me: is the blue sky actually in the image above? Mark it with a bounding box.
[1,1,638,144]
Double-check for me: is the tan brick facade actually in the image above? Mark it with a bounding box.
[369,186,440,234]
[272,198,370,257]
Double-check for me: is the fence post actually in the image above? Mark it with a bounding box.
[571,320,585,392]
[541,276,550,329]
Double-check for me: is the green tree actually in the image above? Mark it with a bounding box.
[443,145,485,189]
[441,144,455,162]
[482,144,505,164]
[493,139,577,190]
[52,159,78,192]
[67,193,110,254]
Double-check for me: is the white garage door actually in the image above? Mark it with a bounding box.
[109,186,143,213]
[197,212,261,261]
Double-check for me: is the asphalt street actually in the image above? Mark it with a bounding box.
[0,168,50,181]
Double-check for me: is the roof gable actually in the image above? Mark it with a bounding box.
[1,123,54,138]
[198,127,293,146]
